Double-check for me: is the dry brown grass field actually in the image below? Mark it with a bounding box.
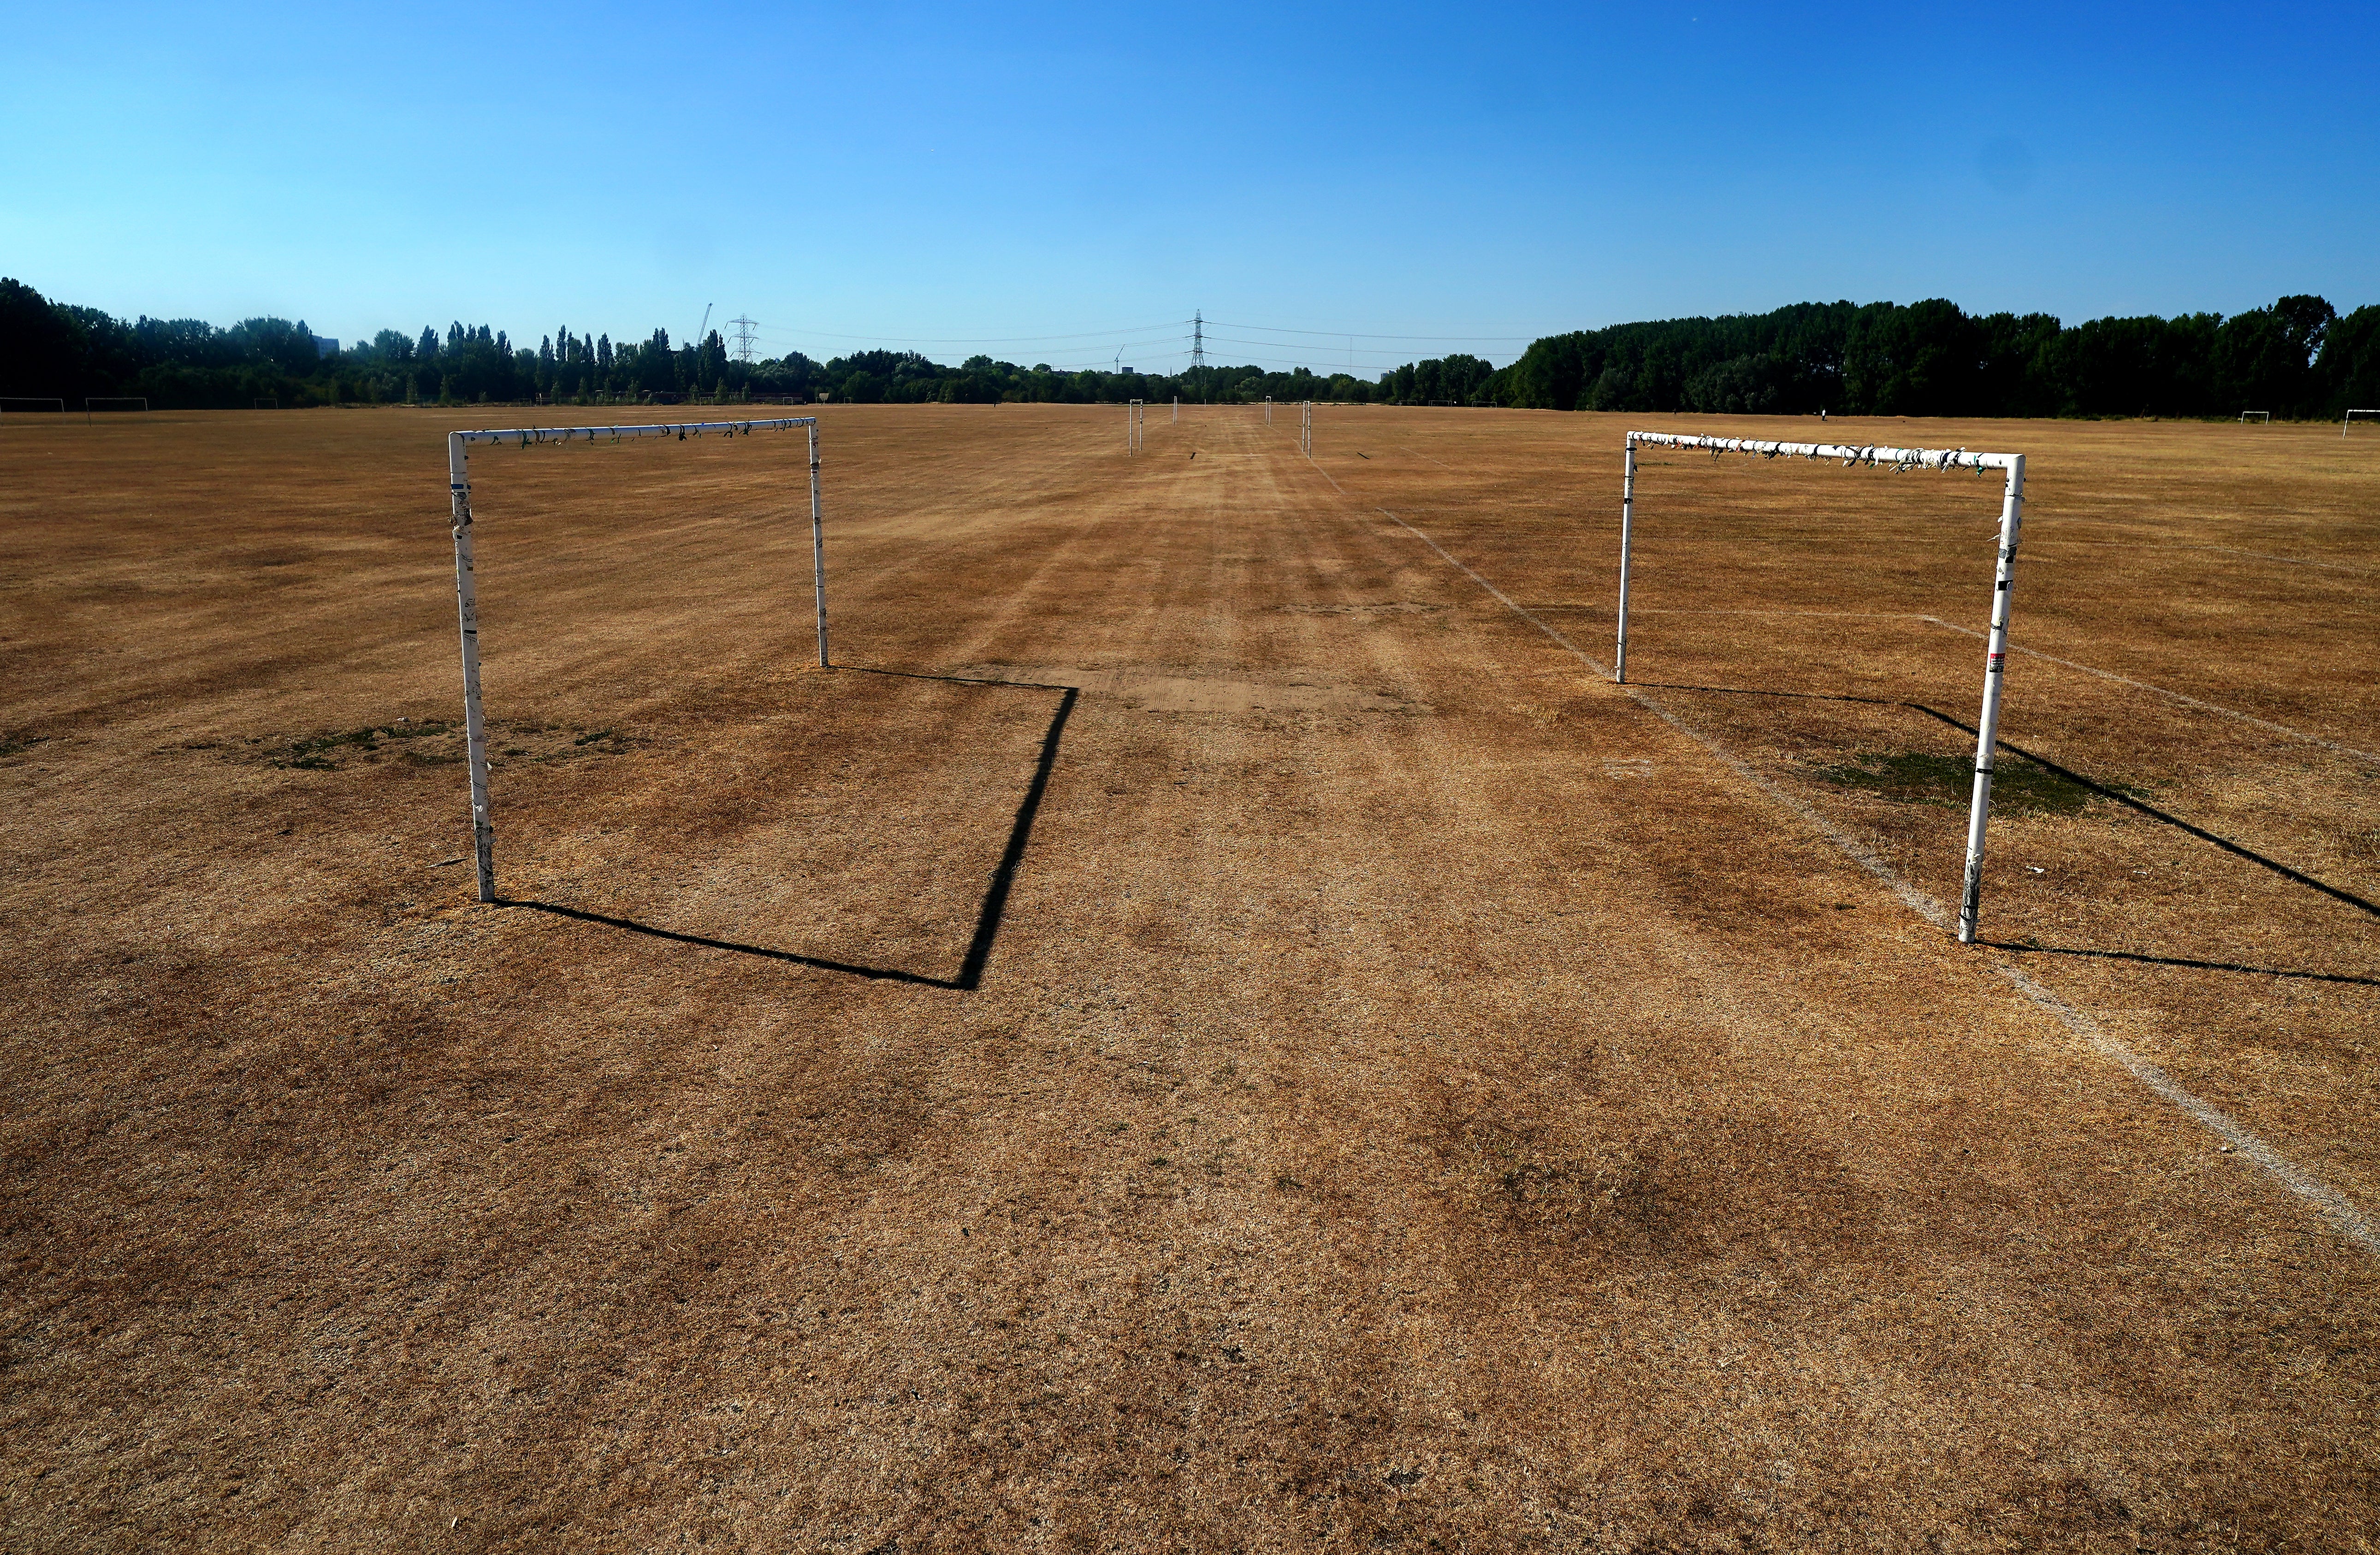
[2,402,2376,1551]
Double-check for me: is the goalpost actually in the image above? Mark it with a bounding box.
[2239,411,2270,423]
[1,396,66,418]
[85,396,149,422]
[1616,432,2027,945]
[255,398,279,410]
[1299,401,1313,456]
[2346,409,2379,438]
[445,415,825,904]
[1126,399,1145,455]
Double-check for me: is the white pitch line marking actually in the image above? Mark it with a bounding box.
[1301,449,1347,496]
[1379,507,2380,1259]
[1915,616,2380,768]
[1548,605,2377,767]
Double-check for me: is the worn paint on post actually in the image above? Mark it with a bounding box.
[1619,430,2027,944]
[444,416,823,901]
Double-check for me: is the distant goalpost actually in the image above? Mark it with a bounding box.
[445,415,826,903]
[2346,409,2379,438]
[1126,399,1145,455]
[1616,432,2028,945]
[1,396,66,417]
[2238,410,2270,423]
[255,398,279,410]
[1299,401,1313,456]
[85,396,148,422]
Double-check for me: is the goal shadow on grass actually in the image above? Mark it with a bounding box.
[500,668,1078,991]
[1636,679,2380,983]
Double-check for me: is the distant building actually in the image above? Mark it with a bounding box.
[313,335,338,357]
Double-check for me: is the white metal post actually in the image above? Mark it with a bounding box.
[443,415,820,900]
[1616,430,2028,945]
[447,431,497,902]
[1616,436,1637,683]
[808,423,829,666]
[1958,454,2026,944]
[1265,397,1272,426]
[1173,396,1178,423]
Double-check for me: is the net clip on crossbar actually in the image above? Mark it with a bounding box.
[444,416,826,904]
[1616,431,2027,945]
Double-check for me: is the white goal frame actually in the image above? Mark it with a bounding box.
[85,396,149,422]
[2346,409,2379,438]
[1299,401,1313,456]
[0,396,66,417]
[2238,410,2270,423]
[1617,432,2027,944]
[255,397,279,410]
[445,416,825,903]
[1126,399,1145,455]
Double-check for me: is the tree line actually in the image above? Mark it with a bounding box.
[1498,296,2377,420]
[3,275,2373,420]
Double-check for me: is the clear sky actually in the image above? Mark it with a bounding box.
[3,1,2372,374]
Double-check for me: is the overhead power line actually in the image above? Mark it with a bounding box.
[1203,319,1538,342]
[760,318,1189,346]
[1197,333,1468,361]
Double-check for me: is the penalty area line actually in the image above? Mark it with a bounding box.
[1379,507,2380,1259]
[1915,616,2380,769]
[1533,605,2377,768]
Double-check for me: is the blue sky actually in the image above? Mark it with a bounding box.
[2,1,2372,373]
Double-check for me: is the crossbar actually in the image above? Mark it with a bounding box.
[1620,430,2027,944]
[445,416,825,903]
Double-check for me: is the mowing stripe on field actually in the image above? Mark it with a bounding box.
[1377,507,2380,1259]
